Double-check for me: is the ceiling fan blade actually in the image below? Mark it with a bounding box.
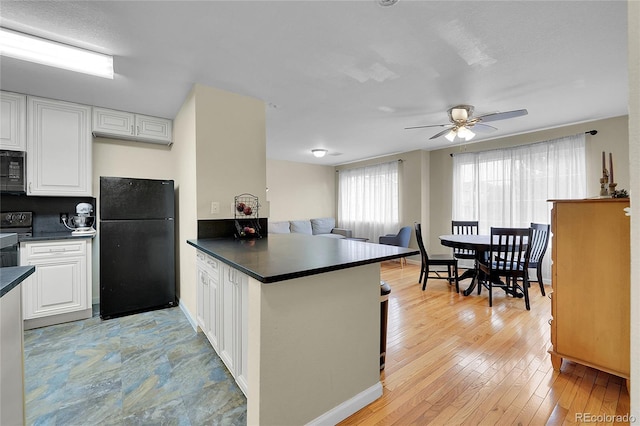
[429,127,454,140]
[476,109,528,123]
[471,123,498,133]
[404,123,450,130]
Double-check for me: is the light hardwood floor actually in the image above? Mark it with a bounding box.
[339,262,630,425]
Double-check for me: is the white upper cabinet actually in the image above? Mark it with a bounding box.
[93,107,172,145]
[0,91,27,151]
[91,107,135,139]
[27,96,92,196]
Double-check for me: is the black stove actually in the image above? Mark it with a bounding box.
[0,211,33,240]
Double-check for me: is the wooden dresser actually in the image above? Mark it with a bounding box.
[549,198,630,381]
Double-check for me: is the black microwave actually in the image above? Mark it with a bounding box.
[0,150,26,193]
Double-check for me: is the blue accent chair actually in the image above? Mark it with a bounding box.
[379,226,412,266]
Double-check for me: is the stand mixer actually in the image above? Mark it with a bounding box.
[62,202,96,235]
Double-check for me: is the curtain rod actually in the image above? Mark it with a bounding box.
[449,130,597,157]
[336,158,403,172]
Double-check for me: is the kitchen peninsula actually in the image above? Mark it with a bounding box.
[1,265,35,425]
[187,234,418,425]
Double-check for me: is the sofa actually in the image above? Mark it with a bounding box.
[268,217,352,239]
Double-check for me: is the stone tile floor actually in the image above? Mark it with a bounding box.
[23,306,246,425]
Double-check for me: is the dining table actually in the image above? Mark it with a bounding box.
[439,234,525,298]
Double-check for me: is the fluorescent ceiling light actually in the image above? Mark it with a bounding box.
[312,149,328,158]
[0,27,114,79]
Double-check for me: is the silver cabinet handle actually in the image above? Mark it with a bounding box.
[28,182,32,193]
[136,125,140,135]
[130,124,134,135]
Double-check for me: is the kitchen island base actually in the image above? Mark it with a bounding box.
[189,234,418,425]
[247,263,382,425]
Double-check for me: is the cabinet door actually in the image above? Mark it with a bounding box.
[196,263,210,332]
[135,114,172,144]
[92,107,135,138]
[21,242,89,319]
[27,97,92,196]
[0,91,26,151]
[220,265,238,375]
[235,274,249,396]
[208,273,220,351]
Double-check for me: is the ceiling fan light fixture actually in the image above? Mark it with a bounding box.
[445,129,457,142]
[312,149,328,158]
[456,126,476,141]
[451,108,467,121]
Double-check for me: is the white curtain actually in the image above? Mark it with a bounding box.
[338,161,399,242]
[452,133,586,281]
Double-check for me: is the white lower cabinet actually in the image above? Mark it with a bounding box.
[20,239,92,329]
[196,251,248,396]
[196,251,220,350]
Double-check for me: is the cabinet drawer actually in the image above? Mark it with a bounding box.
[196,251,219,275]
[22,240,86,258]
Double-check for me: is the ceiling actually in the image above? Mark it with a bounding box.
[0,1,629,165]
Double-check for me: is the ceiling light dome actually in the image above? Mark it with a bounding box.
[312,149,328,158]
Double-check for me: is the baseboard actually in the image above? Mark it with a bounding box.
[306,382,383,426]
[179,299,198,332]
[24,308,92,330]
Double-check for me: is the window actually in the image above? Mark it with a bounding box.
[452,133,586,280]
[338,161,399,242]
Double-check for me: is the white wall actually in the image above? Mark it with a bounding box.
[266,159,335,221]
[628,0,639,416]
[194,84,266,220]
[174,84,266,319]
[173,88,198,319]
[91,137,176,303]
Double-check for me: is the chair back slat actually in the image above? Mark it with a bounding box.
[490,227,532,277]
[414,223,429,262]
[529,223,550,264]
[452,220,478,258]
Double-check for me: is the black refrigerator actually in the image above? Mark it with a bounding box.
[99,176,176,319]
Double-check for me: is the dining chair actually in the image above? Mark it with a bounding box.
[477,227,533,310]
[528,222,550,296]
[451,220,479,262]
[379,226,411,267]
[415,223,459,292]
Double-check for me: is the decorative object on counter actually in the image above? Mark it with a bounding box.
[612,188,629,198]
[599,151,620,198]
[62,202,96,235]
[607,152,618,198]
[600,151,610,196]
[234,193,261,239]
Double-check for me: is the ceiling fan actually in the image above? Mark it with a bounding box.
[405,104,528,142]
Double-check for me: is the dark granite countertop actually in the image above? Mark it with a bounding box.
[187,233,419,283]
[0,265,35,298]
[20,231,96,242]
